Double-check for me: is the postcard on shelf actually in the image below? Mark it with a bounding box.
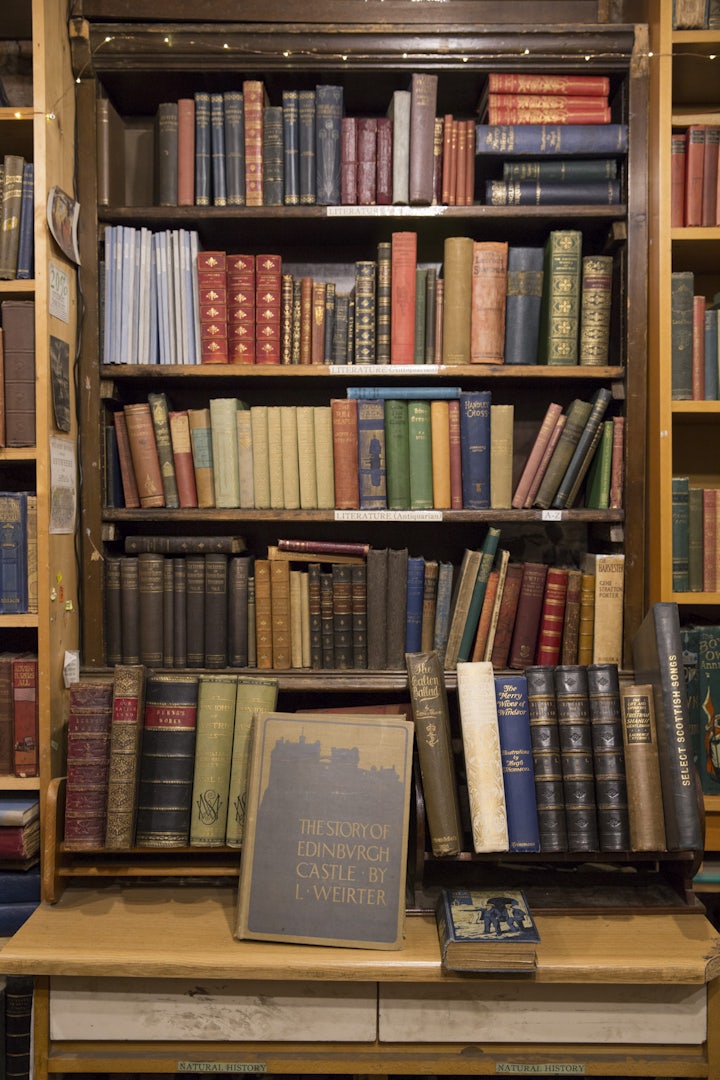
[435,887,540,972]
[235,710,414,950]
[47,185,81,265]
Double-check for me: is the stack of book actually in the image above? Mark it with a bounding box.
[671,125,720,228]
[670,272,719,402]
[671,476,720,592]
[0,795,40,935]
[0,154,34,280]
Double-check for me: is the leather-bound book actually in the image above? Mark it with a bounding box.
[281,90,298,206]
[534,566,569,666]
[525,665,568,852]
[408,72,438,206]
[104,555,122,666]
[332,563,353,669]
[351,562,367,669]
[341,115,358,205]
[135,673,199,848]
[270,558,292,669]
[554,664,599,852]
[262,105,283,206]
[507,561,547,669]
[671,270,694,401]
[204,553,228,669]
[112,411,140,509]
[254,558,273,669]
[137,552,164,668]
[185,554,205,668]
[504,246,544,365]
[96,96,126,207]
[632,602,703,851]
[390,231,417,364]
[320,570,335,668]
[243,80,268,207]
[560,567,583,665]
[457,661,508,853]
[63,679,114,851]
[1,300,35,447]
[105,664,147,850]
[670,131,686,228]
[190,673,239,846]
[684,124,705,227]
[307,562,322,669]
[619,683,667,851]
[579,255,613,366]
[386,547,409,669]
[168,410,198,508]
[154,102,178,206]
[148,391,179,508]
[123,401,165,508]
[194,91,211,206]
[537,229,582,366]
[702,125,719,227]
[162,558,174,668]
[298,89,316,206]
[0,155,24,278]
[11,655,38,778]
[119,556,140,665]
[512,401,563,509]
[587,663,630,852]
[577,569,596,666]
[406,649,463,856]
[408,400,433,510]
[331,398,359,509]
[354,261,376,363]
[489,562,524,670]
[367,547,389,670]
[357,399,387,509]
[357,117,377,205]
[376,115,393,205]
[494,673,541,852]
[470,241,508,363]
[16,161,34,281]
[177,97,195,206]
[405,556,425,655]
[551,387,612,510]
[315,85,343,205]
[173,559,187,668]
[420,559,439,653]
[228,555,251,668]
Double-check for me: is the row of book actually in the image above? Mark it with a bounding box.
[0,492,37,615]
[681,623,720,796]
[478,72,614,126]
[672,479,720,592]
[0,154,34,281]
[670,273,720,400]
[109,387,619,516]
[0,300,36,449]
[671,124,720,229]
[101,228,617,369]
[409,606,703,865]
[0,654,39,779]
[103,536,625,674]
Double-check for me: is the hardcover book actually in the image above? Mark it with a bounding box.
[104,664,147,850]
[63,679,114,851]
[435,887,540,972]
[235,710,414,949]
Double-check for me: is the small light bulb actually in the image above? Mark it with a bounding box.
[223,42,229,49]
[584,54,591,61]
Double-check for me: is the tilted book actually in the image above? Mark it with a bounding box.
[436,887,540,972]
[235,710,414,948]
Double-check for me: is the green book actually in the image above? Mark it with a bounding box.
[414,267,428,363]
[696,626,720,795]
[688,486,704,592]
[408,400,433,509]
[537,229,582,365]
[148,391,180,509]
[534,398,592,509]
[225,675,279,846]
[385,399,411,509]
[190,674,239,846]
[671,475,690,592]
[456,525,501,664]
[209,398,244,508]
[585,419,613,508]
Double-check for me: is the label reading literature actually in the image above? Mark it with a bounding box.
[335,509,443,522]
[329,364,440,375]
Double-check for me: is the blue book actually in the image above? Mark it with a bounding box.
[459,390,492,509]
[494,674,541,853]
[0,902,38,936]
[432,560,455,666]
[485,179,621,206]
[0,866,40,902]
[475,123,629,156]
[357,400,387,509]
[0,491,29,614]
[315,85,343,205]
[0,794,39,826]
[551,386,612,509]
[504,247,544,365]
[210,93,227,207]
[223,90,245,206]
[347,386,462,399]
[457,526,501,663]
[298,89,316,205]
[194,91,212,207]
[705,306,719,401]
[282,90,299,206]
[404,556,425,654]
[15,162,34,280]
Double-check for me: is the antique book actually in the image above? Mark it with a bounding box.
[1,300,35,447]
[408,400,433,510]
[503,159,617,181]
[581,552,625,666]
[406,649,463,856]
[123,401,165,508]
[684,124,705,226]
[137,552,164,668]
[494,674,540,852]
[113,411,141,509]
[551,387,612,509]
[176,96,195,206]
[470,241,508,363]
[96,96,126,206]
[619,683,667,851]
[0,652,15,774]
[444,548,483,670]
[386,547,409,669]
[124,535,245,555]
[585,419,614,509]
[485,72,610,95]
[357,400,387,509]
[486,179,619,204]
[270,557,292,669]
[384,399,411,509]
[0,154,24,278]
[408,73,438,206]
[442,235,473,364]
[315,85,343,205]
[525,665,568,852]
[135,673,199,848]
[224,676,279,846]
[367,547,388,670]
[511,401,564,509]
[632,602,703,851]
[533,398,592,509]
[432,559,455,666]
[577,569,596,665]
[148,391,180,508]
[168,411,199,509]
[459,389,492,509]
[504,246,545,366]
[189,674,239,846]
[560,567,583,665]
[479,548,510,662]
[429,399,451,509]
[387,88,411,205]
[489,561,524,670]
[249,405,270,509]
[154,102,178,206]
[695,625,720,795]
[227,555,251,668]
[15,162,34,280]
[267,406,284,507]
[475,124,628,156]
[489,404,514,509]
[579,255,613,366]
[0,819,39,861]
[0,491,29,614]
[456,526,501,664]
[507,561,548,669]
[420,559,439,653]
[670,270,694,400]
[332,562,354,669]
[554,664,599,853]
[63,679,114,851]
[390,231,417,364]
[534,566,569,666]
[470,566,500,663]
[203,553,228,669]
[587,663,631,853]
[457,661,508,853]
[242,79,268,207]
[210,397,242,508]
[298,88,316,205]
[119,556,140,665]
[262,104,283,206]
[404,556,425,656]
[104,664,147,850]
[331,398,359,509]
[11,655,38,779]
[537,229,582,366]
[436,887,540,972]
[236,710,413,948]
[4,975,34,1080]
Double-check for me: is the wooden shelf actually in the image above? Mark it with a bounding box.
[100,363,627,381]
[102,507,625,524]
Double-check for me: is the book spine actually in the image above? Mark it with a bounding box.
[459,390,492,509]
[354,260,376,363]
[526,665,568,852]
[105,664,147,850]
[331,562,353,669]
[351,562,367,669]
[457,661,508,852]
[1,299,35,447]
[168,410,199,508]
[486,105,612,126]
[282,90,299,205]
[475,124,629,155]
[190,673,239,846]
[504,246,544,366]
[120,556,140,665]
[123,402,165,508]
[409,73,438,206]
[357,399,387,509]
[225,676,279,845]
[194,92,211,206]
[552,387,612,509]
[15,162,34,280]
[470,241,508,363]
[210,93,227,206]
[386,547,409,669]
[554,664,599,852]
[587,663,631,852]
[489,562,524,669]
[441,235,473,364]
[487,73,610,96]
[0,491,28,614]
[457,526,501,663]
[534,567,569,666]
[430,399,451,509]
[406,650,463,856]
[619,683,667,851]
[390,231,417,364]
[684,124,705,227]
[243,80,266,207]
[579,255,614,366]
[408,400,433,509]
[508,561,548,670]
[366,547,388,670]
[315,85,343,205]
[223,90,245,206]
[494,674,541,852]
[262,105,284,207]
[537,229,582,365]
[63,680,114,850]
[0,155,25,278]
[204,553,228,669]
[672,475,690,592]
[138,551,164,667]
[504,159,618,182]
[405,556,425,654]
[384,399,411,509]
[173,558,187,668]
[148,391,180,508]
[671,271,694,400]
[486,180,619,205]
[298,89,316,205]
[671,132,687,227]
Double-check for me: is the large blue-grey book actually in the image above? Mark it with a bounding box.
[494,674,541,853]
[485,179,621,206]
[459,390,492,508]
[357,399,387,509]
[210,93,227,206]
[315,85,343,205]
[236,710,414,948]
[347,386,462,399]
[223,90,245,206]
[475,123,628,156]
[404,555,425,654]
[193,90,211,207]
[436,886,540,971]
[15,162,34,280]
[282,89,299,206]
[504,246,544,365]
[0,491,28,614]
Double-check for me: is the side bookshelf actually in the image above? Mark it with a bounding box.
[647,0,720,856]
[0,0,79,854]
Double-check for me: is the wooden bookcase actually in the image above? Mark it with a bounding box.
[646,0,720,857]
[0,0,79,859]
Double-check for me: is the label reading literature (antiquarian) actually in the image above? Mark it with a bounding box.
[335,509,443,522]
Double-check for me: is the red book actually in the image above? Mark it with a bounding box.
[243,79,268,207]
[702,125,720,227]
[507,561,548,669]
[487,92,610,114]
[486,103,611,125]
[470,240,508,363]
[524,413,567,509]
[671,132,687,228]
[464,119,475,206]
[448,398,463,510]
[357,117,377,206]
[692,294,706,400]
[341,116,358,205]
[177,97,195,206]
[455,120,467,208]
[486,73,610,96]
[11,655,38,778]
[168,410,199,508]
[489,562,524,669]
[512,402,564,509]
[685,124,706,227]
[609,415,625,510]
[704,488,718,592]
[123,402,165,508]
[534,567,569,665]
[330,398,359,509]
[376,117,393,206]
[441,115,454,205]
[470,567,500,662]
[433,115,444,205]
[256,254,282,366]
[390,231,417,364]
[228,253,255,276]
[113,411,141,509]
[447,119,458,206]
[63,680,114,850]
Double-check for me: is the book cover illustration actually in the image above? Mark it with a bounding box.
[435,886,540,972]
[46,185,81,265]
[236,710,414,949]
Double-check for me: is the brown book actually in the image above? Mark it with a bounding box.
[173,558,187,668]
[390,231,417,364]
[420,559,439,653]
[619,683,667,852]
[123,402,165,508]
[243,79,268,207]
[454,119,467,208]
[120,556,140,665]
[489,562,523,669]
[177,97,195,206]
[357,117,377,205]
[576,570,596,666]
[330,398,359,509]
[11,655,38,778]
[376,115,393,206]
[609,415,625,509]
[463,118,475,206]
[406,650,463,856]
[386,547,409,670]
[254,558,273,669]
[523,413,567,509]
[670,131,686,228]
[441,114,454,204]
[441,235,473,364]
[534,567,569,667]
[63,679,114,851]
[137,552,165,667]
[367,546,388,670]
[0,652,14,774]
[204,553,228,669]
[311,280,326,365]
[560,567,583,665]
[331,563,353,670]
[469,567,500,662]
[112,411,141,508]
[96,97,126,206]
[0,154,24,279]
[684,124,705,228]
[1,299,35,447]
[470,240,508,364]
[508,562,548,670]
[408,73,438,206]
[163,558,174,668]
[104,665,147,850]
[168,410,199,508]
[443,548,482,670]
[185,555,205,668]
